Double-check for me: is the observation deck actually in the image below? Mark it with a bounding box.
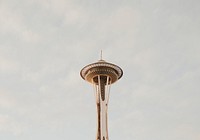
[80,60,123,84]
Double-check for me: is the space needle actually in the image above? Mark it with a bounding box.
[80,54,123,140]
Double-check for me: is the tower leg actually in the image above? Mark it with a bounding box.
[94,75,110,140]
[96,103,101,140]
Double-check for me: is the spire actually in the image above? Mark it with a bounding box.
[100,50,103,60]
[99,50,105,62]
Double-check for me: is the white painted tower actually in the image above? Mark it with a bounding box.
[80,58,123,140]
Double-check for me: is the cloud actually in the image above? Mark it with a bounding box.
[0,2,41,44]
[0,90,26,136]
[0,115,26,136]
[0,0,200,140]
[0,90,16,109]
[0,56,20,74]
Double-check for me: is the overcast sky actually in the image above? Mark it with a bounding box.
[0,0,200,140]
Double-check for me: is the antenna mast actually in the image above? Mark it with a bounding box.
[100,50,103,60]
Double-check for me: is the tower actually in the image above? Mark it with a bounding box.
[80,58,123,140]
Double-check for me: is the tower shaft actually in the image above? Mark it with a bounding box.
[93,75,110,140]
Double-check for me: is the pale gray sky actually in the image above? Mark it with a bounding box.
[0,0,200,140]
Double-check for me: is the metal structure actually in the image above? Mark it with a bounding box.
[80,58,123,140]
